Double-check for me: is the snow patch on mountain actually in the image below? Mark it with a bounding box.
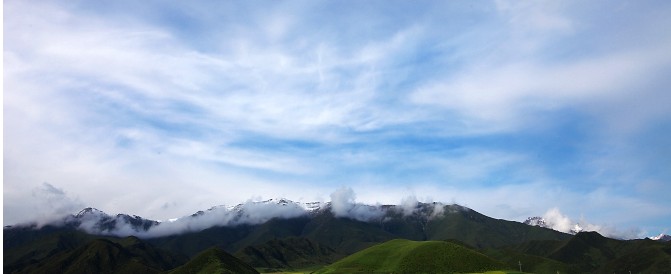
[524,207,642,239]
[650,233,671,242]
[8,188,461,238]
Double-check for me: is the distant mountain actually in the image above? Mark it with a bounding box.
[315,239,506,274]
[11,199,324,237]
[63,207,160,234]
[6,201,670,273]
[650,233,671,242]
[5,201,570,271]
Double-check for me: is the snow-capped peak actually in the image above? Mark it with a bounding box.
[523,216,548,227]
[523,216,584,234]
[302,201,324,212]
[650,233,671,242]
[232,198,324,212]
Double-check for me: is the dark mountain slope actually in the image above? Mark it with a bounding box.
[169,247,258,274]
[234,237,339,270]
[300,211,398,254]
[4,228,105,273]
[425,206,570,248]
[145,204,571,257]
[4,202,573,272]
[9,237,185,274]
[497,231,671,273]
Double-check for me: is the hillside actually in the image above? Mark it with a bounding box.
[143,203,571,258]
[315,239,506,274]
[6,237,185,274]
[488,231,671,273]
[169,247,259,274]
[234,237,340,270]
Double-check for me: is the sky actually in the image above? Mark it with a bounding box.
[4,0,671,238]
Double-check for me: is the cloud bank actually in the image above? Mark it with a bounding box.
[13,187,642,240]
[19,188,449,238]
[541,207,642,239]
[330,187,386,222]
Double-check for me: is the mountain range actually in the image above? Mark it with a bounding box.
[5,200,671,273]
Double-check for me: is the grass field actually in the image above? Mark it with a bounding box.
[315,239,508,274]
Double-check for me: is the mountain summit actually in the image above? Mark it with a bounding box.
[650,233,671,242]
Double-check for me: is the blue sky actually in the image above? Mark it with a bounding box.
[4,0,671,238]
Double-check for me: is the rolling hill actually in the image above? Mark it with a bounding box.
[315,239,506,274]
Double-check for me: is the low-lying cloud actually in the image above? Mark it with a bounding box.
[13,186,644,240]
[330,187,386,222]
[127,200,308,238]
[27,187,452,238]
[28,182,85,227]
[541,207,642,239]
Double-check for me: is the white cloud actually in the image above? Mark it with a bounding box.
[329,187,386,222]
[541,207,643,239]
[411,48,671,132]
[542,207,574,233]
[18,183,85,227]
[399,195,419,216]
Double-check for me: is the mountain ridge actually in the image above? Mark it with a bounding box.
[6,202,670,273]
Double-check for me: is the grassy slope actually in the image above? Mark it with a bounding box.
[169,247,259,274]
[316,239,507,274]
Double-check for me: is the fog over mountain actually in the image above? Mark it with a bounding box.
[10,187,647,240]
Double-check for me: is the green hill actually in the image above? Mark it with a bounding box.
[169,247,259,274]
[493,231,671,273]
[315,239,506,274]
